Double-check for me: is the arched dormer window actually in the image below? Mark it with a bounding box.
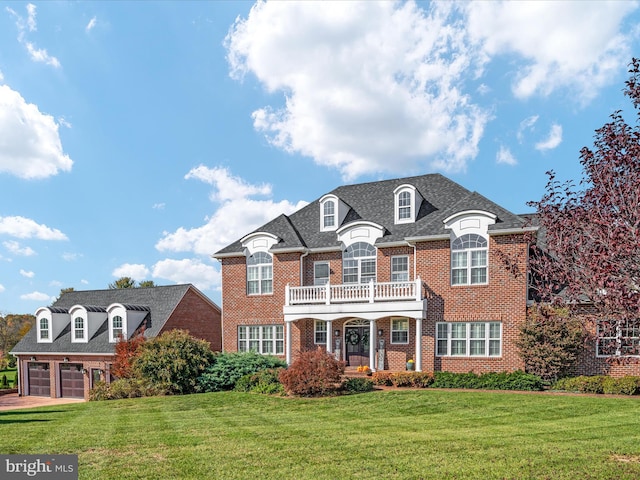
[247,251,273,295]
[74,317,85,340]
[451,234,488,285]
[343,242,376,284]
[319,194,348,232]
[323,200,336,229]
[394,184,421,224]
[112,315,124,341]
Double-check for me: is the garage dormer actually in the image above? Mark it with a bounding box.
[69,305,107,343]
[319,194,349,232]
[35,307,69,343]
[107,303,150,343]
[394,184,422,224]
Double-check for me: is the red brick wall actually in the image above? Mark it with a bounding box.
[160,287,222,352]
[220,233,530,374]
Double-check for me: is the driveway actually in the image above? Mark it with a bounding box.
[0,393,84,411]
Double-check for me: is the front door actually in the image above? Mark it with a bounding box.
[345,326,369,367]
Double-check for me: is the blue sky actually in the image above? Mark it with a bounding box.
[0,1,638,315]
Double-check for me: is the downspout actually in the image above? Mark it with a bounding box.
[299,250,310,285]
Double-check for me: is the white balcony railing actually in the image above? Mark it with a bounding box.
[285,277,423,306]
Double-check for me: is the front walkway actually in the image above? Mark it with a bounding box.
[0,393,84,411]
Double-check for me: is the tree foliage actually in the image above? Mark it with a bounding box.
[109,277,137,289]
[112,331,146,379]
[529,58,640,352]
[131,329,214,395]
[0,313,34,355]
[516,305,585,381]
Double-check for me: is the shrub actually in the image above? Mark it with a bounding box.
[517,305,585,381]
[89,379,169,401]
[342,377,374,394]
[371,371,394,386]
[132,330,215,395]
[604,376,640,395]
[432,371,544,391]
[552,375,640,395]
[233,368,285,395]
[279,348,345,397]
[112,331,146,379]
[197,352,287,392]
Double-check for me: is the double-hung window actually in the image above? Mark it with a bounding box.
[39,318,49,340]
[323,201,335,229]
[314,262,330,285]
[436,322,501,357]
[238,325,284,355]
[247,252,273,295]
[74,317,85,340]
[343,242,376,284]
[398,191,411,220]
[451,234,488,285]
[391,256,409,282]
[112,315,123,341]
[314,320,327,344]
[391,318,409,344]
[597,319,640,357]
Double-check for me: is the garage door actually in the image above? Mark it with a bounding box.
[60,364,85,398]
[28,362,51,397]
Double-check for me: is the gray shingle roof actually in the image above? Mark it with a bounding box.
[215,173,528,256]
[11,284,197,355]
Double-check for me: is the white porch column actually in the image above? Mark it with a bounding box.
[326,320,333,354]
[369,320,377,372]
[415,317,423,372]
[285,321,292,365]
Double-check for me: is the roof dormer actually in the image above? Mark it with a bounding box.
[319,194,349,232]
[394,184,422,224]
[35,307,69,343]
[69,305,107,343]
[443,210,497,238]
[107,303,149,343]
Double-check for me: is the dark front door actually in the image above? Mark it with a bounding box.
[60,364,85,398]
[345,326,369,367]
[28,362,50,396]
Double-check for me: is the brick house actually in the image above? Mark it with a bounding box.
[214,173,535,373]
[10,284,221,400]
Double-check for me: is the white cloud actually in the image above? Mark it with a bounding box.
[80,279,89,285]
[49,280,62,287]
[517,115,539,143]
[20,291,53,302]
[0,85,73,179]
[226,1,489,178]
[152,258,220,291]
[496,146,517,166]
[0,216,67,240]
[152,203,165,210]
[535,124,563,151]
[0,284,5,293]
[19,269,34,278]
[7,4,61,68]
[62,252,81,261]
[86,16,97,32]
[466,1,637,102]
[3,240,36,256]
[157,166,306,256]
[112,263,151,280]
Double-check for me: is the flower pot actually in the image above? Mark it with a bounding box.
[406,362,415,371]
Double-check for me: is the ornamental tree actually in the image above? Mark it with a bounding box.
[528,58,640,355]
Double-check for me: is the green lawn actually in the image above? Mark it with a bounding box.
[1,390,640,479]
[0,368,17,387]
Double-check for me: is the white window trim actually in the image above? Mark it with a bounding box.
[314,320,327,344]
[110,314,126,343]
[342,242,377,284]
[391,317,409,344]
[238,325,284,355]
[72,316,87,343]
[314,261,330,285]
[38,317,50,342]
[394,184,417,224]
[391,255,409,282]
[319,195,339,232]
[436,322,502,357]
[246,252,273,296]
[596,319,640,357]
[451,234,489,286]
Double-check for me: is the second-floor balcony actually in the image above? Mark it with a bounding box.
[285,277,423,306]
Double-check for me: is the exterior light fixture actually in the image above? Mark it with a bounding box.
[30,356,36,361]
[334,329,340,337]
[378,329,383,336]
[63,357,69,363]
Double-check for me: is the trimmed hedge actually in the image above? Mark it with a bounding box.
[551,375,640,395]
[372,370,544,391]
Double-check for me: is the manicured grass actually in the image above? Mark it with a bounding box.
[1,390,640,479]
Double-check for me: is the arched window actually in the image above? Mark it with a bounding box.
[39,318,49,340]
[112,315,123,341]
[451,234,488,285]
[398,191,411,220]
[323,200,335,228]
[343,242,376,284]
[247,251,273,295]
[74,317,85,340]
